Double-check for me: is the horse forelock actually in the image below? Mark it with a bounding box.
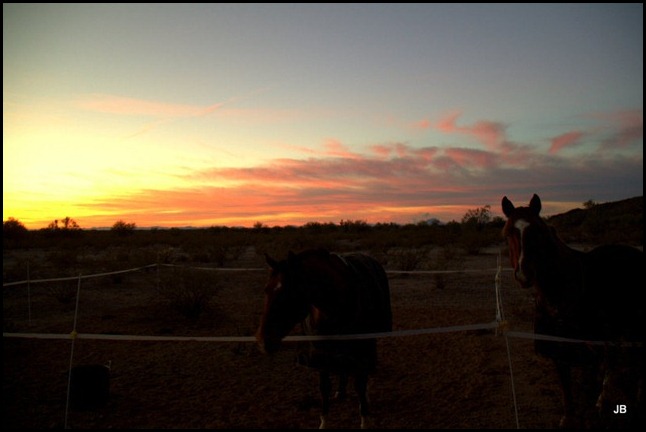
[502,203,554,288]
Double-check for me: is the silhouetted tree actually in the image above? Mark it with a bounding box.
[460,205,493,255]
[111,220,136,236]
[3,217,28,240]
[339,219,369,232]
[45,217,82,236]
[461,205,492,229]
[583,199,598,209]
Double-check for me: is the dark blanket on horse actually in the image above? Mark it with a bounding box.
[534,244,644,364]
[297,253,392,374]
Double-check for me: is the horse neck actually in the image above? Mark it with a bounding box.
[533,228,585,303]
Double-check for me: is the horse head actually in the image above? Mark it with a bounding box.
[501,193,550,288]
[256,251,312,354]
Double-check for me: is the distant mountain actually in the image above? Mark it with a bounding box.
[548,196,643,245]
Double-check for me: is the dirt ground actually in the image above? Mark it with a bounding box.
[1,246,621,429]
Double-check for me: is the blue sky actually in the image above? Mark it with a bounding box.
[3,3,643,228]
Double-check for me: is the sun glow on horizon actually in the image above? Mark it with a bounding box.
[3,5,642,231]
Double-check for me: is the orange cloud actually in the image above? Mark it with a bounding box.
[18,108,641,229]
[61,142,643,229]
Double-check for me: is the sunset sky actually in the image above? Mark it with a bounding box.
[3,4,643,229]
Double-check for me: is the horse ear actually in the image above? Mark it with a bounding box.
[529,194,542,215]
[265,253,278,270]
[502,196,515,217]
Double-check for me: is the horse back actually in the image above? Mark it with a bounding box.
[343,253,393,333]
[534,244,643,361]
[582,245,644,340]
[298,253,392,374]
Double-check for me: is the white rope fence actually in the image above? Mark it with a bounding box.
[3,322,500,343]
[4,256,641,429]
[495,252,520,429]
[3,260,508,429]
[2,264,506,287]
[4,261,639,346]
[3,262,504,342]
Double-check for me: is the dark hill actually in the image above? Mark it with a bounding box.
[548,196,643,245]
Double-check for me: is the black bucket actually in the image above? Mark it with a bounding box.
[70,364,110,410]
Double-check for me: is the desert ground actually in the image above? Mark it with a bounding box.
[1,243,634,429]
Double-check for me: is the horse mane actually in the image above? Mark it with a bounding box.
[290,248,331,261]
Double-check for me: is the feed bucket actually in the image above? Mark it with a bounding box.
[70,364,110,410]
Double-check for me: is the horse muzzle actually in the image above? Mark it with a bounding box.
[255,329,281,354]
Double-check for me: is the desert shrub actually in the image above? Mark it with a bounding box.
[157,267,219,319]
[390,247,430,271]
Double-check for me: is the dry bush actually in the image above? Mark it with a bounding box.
[156,266,219,319]
[390,247,430,271]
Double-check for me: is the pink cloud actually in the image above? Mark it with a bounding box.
[443,147,498,169]
[598,109,643,150]
[411,146,440,162]
[75,91,302,140]
[369,142,417,159]
[323,138,360,159]
[549,131,585,154]
[435,110,507,150]
[59,112,642,229]
[76,93,225,118]
[283,139,363,160]
[370,144,393,158]
[436,110,462,133]
[469,120,507,150]
[69,147,642,229]
[411,118,431,130]
[210,107,302,124]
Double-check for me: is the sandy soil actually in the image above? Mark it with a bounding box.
[1,247,608,429]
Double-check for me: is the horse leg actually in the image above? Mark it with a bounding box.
[581,359,603,428]
[319,370,331,429]
[334,373,348,401]
[555,361,578,428]
[354,372,371,429]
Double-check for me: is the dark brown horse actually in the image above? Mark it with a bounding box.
[256,248,392,429]
[502,194,644,428]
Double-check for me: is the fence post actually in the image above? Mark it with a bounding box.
[27,260,32,326]
[64,273,83,429]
